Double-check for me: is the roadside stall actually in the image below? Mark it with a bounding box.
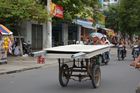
[0,24,13,64]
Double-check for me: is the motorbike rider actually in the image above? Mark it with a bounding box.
[118,38,126,46]
[118,38,127,57]
[132,37,140,55]
[89,36,101,45]
[133,37,140,47]
[100,36,110,45]
[100,37,107,45]
[101,37,110,63]
[84,37,91,45]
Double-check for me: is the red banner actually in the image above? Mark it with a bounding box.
[51,3,63,19]
[55,5,63,19]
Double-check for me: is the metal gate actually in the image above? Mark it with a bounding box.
[32,24,43,50]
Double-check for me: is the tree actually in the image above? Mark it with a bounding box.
[104,0,140,38]
[104,4,119,32]
[52,0,100,22]
[118,0,140,35]
[0,0,48,29]
[0,0,49,55]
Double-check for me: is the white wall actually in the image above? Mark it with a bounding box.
[21,21,47,49]
[20,22,31,44]
[26,22,32,44]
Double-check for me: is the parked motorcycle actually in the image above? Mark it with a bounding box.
[132,45,140,60]
[22,42,32,55]
[117,45,126,61]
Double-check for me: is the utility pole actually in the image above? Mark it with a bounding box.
[46,0,52,48]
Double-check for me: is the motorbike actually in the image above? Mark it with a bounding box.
[117,45,126,61]
[132,45,140,60]
[102,52,110,65]
[22,42,32,55]
[98,52,110,65]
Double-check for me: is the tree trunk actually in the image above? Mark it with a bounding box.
[15,23,23,56]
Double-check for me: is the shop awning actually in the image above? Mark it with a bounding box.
[0,24,13,35]
[73,19,96,29]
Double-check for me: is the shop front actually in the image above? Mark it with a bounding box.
[52,23,63,47]
[68,24,78,44]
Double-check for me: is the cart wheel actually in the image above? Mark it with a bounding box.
[59,64,70,87]
[91,65,101,88]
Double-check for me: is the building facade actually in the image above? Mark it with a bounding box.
[20,21,80,50]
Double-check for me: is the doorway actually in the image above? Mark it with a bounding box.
[32,24,43,50]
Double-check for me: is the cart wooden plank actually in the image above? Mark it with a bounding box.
[45,44,111,59]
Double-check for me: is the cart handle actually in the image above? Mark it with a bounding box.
[71,52,86,59]
[31,50,46,57]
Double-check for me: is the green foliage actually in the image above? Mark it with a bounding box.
[104,0,140,35]
[0,0,48,25]
[52,0,100,22]
[119,0,140,35]
[104,4,119,32]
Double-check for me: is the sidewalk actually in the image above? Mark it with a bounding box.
[0,56,57,75]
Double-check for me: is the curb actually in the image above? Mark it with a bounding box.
[0,65,43,75]
[0,61,58,75]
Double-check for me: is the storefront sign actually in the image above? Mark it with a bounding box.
[51,3,64,19]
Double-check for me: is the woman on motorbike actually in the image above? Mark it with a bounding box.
[100,37,110,45]
[117,38,127,59]
[118,38,126,46]
[100,37,110,63]
[133,37,140,45]
[100,37,107,45]
[131,37,140,57]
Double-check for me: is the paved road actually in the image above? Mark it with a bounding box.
[0,48,140,93]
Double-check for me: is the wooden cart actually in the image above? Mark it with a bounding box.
[33,44,111,88]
